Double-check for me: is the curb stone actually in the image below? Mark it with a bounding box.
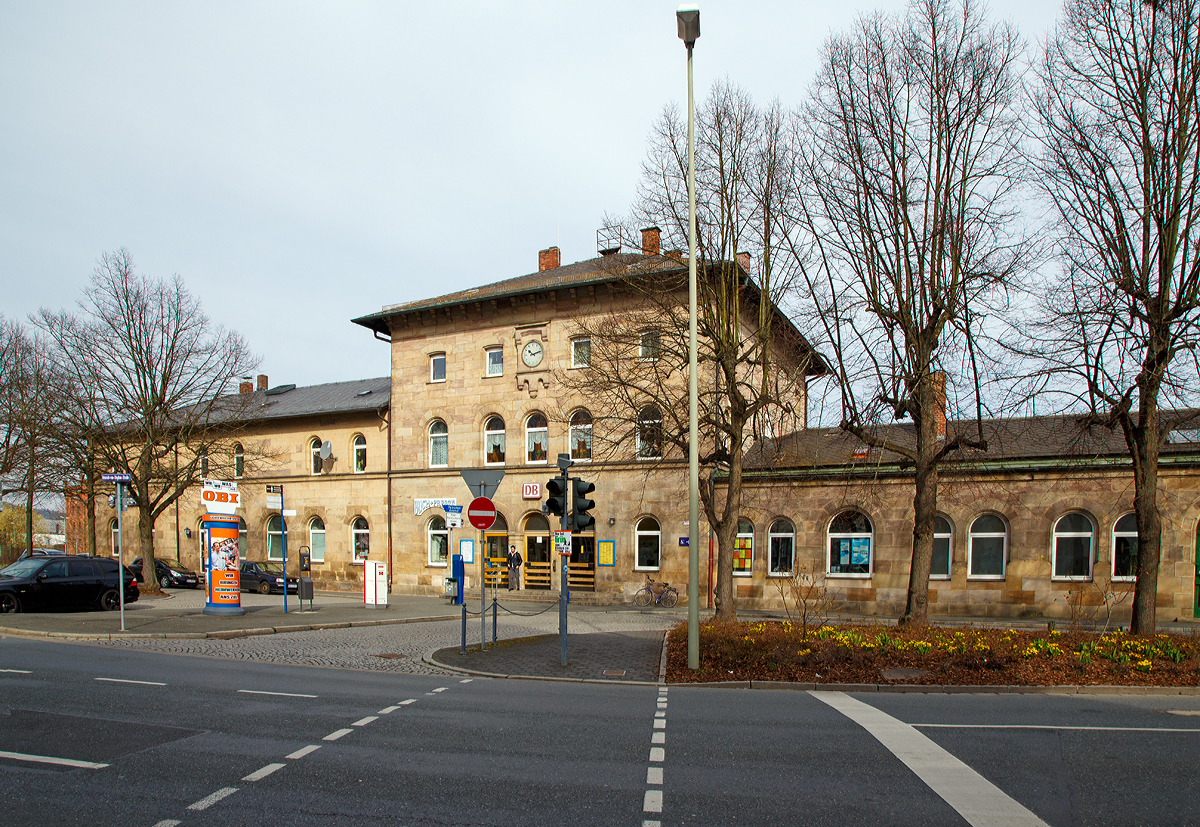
[0,614,459,642]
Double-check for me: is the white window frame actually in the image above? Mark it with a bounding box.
[430,353,446,383]
[931,516,953,580]
[485,346,504,377]
[734,519,754,577]
[233,443,244,479]
[237,518,247,556]
[768,519,795,576]
[968,514,1007,580]
[267,515,284,561]
[428,420,448,468]
[827,510,873,578]
[1052,512,1095,581]
[1111,513,1138,582]
[525,413,548,465]
[308,517,325,563]
[635,517,661,571]
[110,519,120,557]
[428,516,449,567]
[569,410,593,462]
[310,438,322,475]
[639,329,661,361]
[484,416,506,466]
[637,406,662,460]
[353,435,367,473]
[351,517,370,564]
[571,337,591,368]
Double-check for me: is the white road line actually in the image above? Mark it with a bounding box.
[186,787,238,811]
[0,668,32,673]
[237,689,317,698]
[460,678,473,683]
[913,723,1200,732]
[652,719,666,729]
[654,710,666,718]
[152,820,182,827]
[1167,710,1200,717]
[642,822,661,827]
[649,747,665,762]
[323,728,353,741]
[242,763,286,781]
[432,687,447,692]
[656,701,667,708]
[0,750,109,769]
[399,699,417,705]
[643,790,663,813]
[378,705,400,714]
[285,745,321,760]
[95,677,166,686]
[813,691,1049,827]
[651,732,665,744]
[351,716,378,727]
[647,767,663,785]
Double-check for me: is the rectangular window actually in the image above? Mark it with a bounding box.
[931,536,951,578]
[429,533,448,566]
[636,534,660,570]
[1113,536,1137,580]
[829,537,871,575]
[571,338,591,368]
[969,537,1005,577]
[769,536,793,575]
[734,536,753,576]
[1054,537,1092,579]
[430,354,446,382]
[486,347,503,377]
[639,330,661,361]
[268,533,283,561]
[311,532,325,563]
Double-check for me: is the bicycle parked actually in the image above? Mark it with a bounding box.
[633,574,679,608]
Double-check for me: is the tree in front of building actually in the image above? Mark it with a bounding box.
[35,249,261,590]
[1023,0,1200,633]
[562,81,824,623]
[793,0,1027,625]
[0,506,50,564]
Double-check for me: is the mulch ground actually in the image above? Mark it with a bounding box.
[665,620,1200,687]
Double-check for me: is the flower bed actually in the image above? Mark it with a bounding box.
[665,621,1200,687]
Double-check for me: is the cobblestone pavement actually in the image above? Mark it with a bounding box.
[87,606,679,676]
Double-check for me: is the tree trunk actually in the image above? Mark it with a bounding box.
[712,516,738,623]
[137,500,161,590]
[24,439,35,554]
[900,375,940,627]
[1129,401,1161,634]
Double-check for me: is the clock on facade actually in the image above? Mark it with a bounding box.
[522,340,544,368]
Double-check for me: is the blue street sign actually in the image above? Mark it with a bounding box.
[443,504,463,513]
[101,473,132,483]
[679,537,689,546]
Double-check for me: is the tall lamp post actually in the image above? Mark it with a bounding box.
[676,3,700,671]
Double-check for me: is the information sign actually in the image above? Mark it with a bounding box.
[364,560,388,608]
[468,497,496,530]
[201,479,240,514]
[554,530,572,556]
[101,472,131,483]
[265,484,283,510]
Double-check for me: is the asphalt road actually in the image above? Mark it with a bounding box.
[2,638,1199,827]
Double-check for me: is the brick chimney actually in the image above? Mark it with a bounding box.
[736,251,752,272]
[256,374,268,391]
[641,226,661,256]
[239,381,253,394]
[538,247,561,272]
[932,371,946,440]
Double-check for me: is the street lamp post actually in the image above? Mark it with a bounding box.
[677,3,700,671]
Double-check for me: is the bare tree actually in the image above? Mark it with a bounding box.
[561,82,825,623]
[0,316,30,491]
[35,249,261,589]
[793,0,1027,625]
[1024,0,1200,633]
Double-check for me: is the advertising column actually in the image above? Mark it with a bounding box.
[202,479,244,616]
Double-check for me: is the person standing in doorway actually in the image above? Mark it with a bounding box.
[507,544,522,591]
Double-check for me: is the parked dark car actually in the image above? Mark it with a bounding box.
[129,558,200,589]
[0,556,138,613]
[239,561,298,594]
[16,548,68,560]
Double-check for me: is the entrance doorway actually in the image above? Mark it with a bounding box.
[483,515,508,589]
[569,534,596,591]
[523,514,551,590]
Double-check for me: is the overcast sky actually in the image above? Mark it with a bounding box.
[1,1,1060,390]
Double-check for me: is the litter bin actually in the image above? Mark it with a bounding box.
[444,577,457,599]
[299,577,314,600]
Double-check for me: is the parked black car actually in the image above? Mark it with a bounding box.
[239,561,298,594]
[129,558,200,589]
[17,548,68,560]
[0,556,139,613]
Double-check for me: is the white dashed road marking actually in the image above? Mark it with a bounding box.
[812,691,1050,827]
[400,699,417,705]
[242,763,286,781]
[643,790,663,813]
[285,745,321,759]
[459,678,473,683]
[352,716,378,727]
[95,677,166,686]
[378,705,400,714]
[649,747,664,762]
[151,820,181,827]
[651,732,665,744]
[0,750,108,769]
[237,689,317,698]
[0,668,31,673]
[647,767,663,785]
[186,787,238,811]
[323,728,353,741]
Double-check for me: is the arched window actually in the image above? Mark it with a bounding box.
[353,435,367,473]
[570,410,593,461]
[735,518,754,576]
[484,416,506,465]
[1112,513,1138,581]
[199,449,209,479]
[429,420,448,468]
[828,510,872,576]
[110,519,120,558]
[635,517,661,570]
[233,443,244,478]
[310,438,323,475]
[267,515,284,561]
[428,516,448,566]
[637,406,662,459]
[768,519,795,575]
[931,516,953,579]
[525,414,548,464]
[968,514,1007,578]
[1053,512,1094,580]
[309,517,325,563]
[352,517,370,563]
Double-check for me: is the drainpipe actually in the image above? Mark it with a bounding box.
[380,402,392,593]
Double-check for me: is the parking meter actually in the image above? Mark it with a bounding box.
[298,547,311,572]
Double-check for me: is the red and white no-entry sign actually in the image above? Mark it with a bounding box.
[467,496,497,530]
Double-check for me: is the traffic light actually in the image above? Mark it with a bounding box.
[571,478,596,532]
[545,476,567,517]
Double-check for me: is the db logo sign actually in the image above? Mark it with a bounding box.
[202,490,240,505]
[522,482,541,499]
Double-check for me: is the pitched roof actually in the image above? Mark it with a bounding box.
[214,376,391,424]
[746,411,1200,473]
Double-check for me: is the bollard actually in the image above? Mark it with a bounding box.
[492,597,498,643]
[461,603,467,655]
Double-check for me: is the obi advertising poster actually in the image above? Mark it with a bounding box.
[204,515,242,608]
